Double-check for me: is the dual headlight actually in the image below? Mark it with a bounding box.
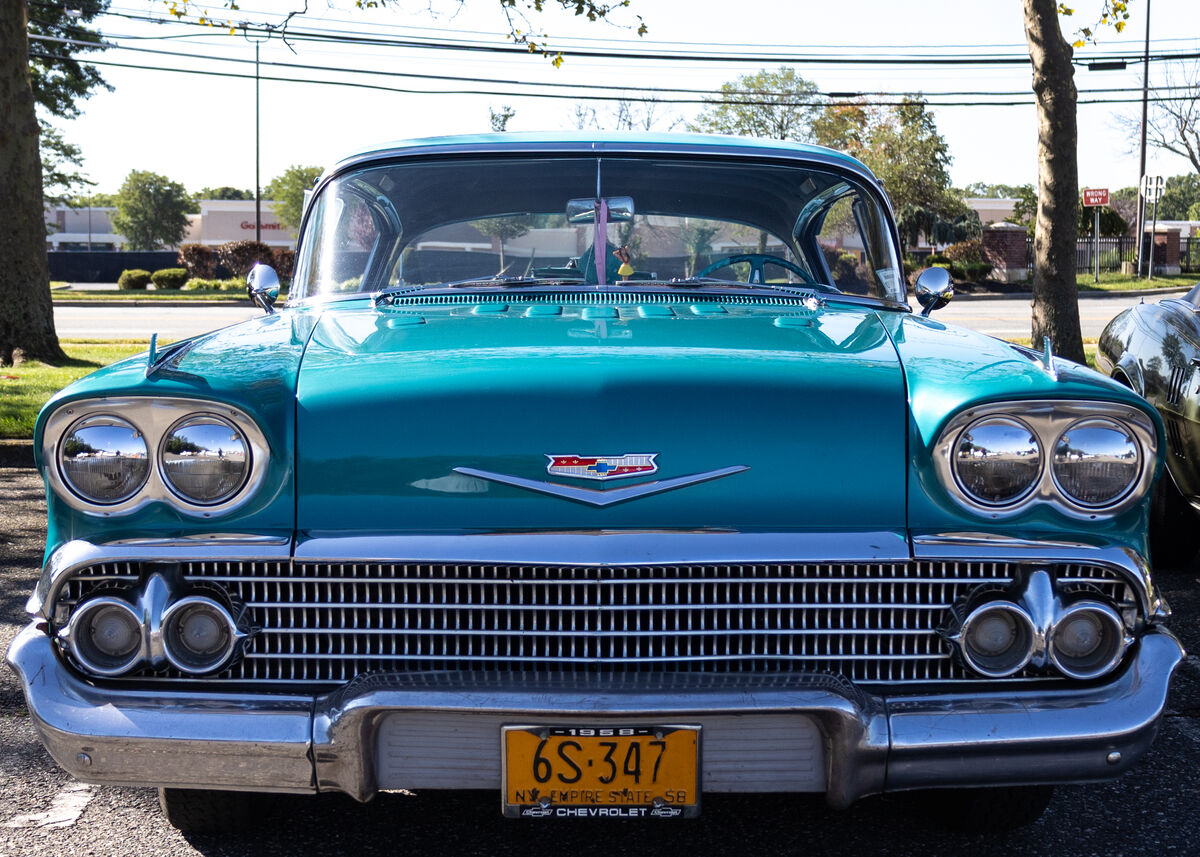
[43,398,269,516]
[935,401,1157,517]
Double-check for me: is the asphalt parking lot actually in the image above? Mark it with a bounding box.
[1,463,1198,857]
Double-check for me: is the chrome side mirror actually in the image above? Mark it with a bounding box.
[914,266,954,316]
[246,263,280,315]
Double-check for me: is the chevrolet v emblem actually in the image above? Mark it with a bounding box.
[451,465,750,507]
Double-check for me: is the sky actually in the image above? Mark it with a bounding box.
[42,0,1200,198]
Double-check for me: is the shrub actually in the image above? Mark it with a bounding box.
[926,253,951,266]
[944,239,985,264]
[151,268,189,290]
[182,277,248,292]
[948,263,967,281]
[217,240,274,277]
[178,243,217,279]
[832,252,859,282]
[964,261,994,281]
[273,247,296,282]
[117,269,151,290]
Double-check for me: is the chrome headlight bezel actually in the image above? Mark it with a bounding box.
[43,397,270,517]
[933,400,1157,519]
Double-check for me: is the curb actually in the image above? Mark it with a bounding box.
[52,299,248,308]
[0,440,35,469]
[949,286,1192,301]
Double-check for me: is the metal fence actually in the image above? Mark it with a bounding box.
[1024,235,1199,275]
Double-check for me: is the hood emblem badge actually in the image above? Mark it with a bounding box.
[451,461,750,508]
[545,453,658,481]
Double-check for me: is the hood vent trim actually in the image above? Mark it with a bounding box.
[385,291,818,308]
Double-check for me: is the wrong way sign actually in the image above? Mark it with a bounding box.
[1082,188,1109,207]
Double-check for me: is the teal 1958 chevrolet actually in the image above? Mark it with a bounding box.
[6,133,1184,833]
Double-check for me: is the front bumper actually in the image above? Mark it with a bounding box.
[6,622,1184,808]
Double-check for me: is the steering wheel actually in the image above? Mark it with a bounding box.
[697,253,813,285]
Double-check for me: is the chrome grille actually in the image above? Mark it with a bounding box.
[53,560,1136,687]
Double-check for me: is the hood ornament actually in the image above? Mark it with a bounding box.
[546,454,658,481]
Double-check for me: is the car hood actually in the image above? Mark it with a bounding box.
[295,298,907,535]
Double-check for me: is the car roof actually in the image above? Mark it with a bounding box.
[324,131,878,187]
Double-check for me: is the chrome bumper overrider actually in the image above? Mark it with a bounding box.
[7,622,1184,807]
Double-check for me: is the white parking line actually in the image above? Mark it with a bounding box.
[4,783,93,830]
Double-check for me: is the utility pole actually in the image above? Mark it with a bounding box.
[1135,0,1151,275]
[243,24,268,244]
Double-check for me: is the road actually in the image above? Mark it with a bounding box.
[51,290,1185,342]
[1,464,1198,856]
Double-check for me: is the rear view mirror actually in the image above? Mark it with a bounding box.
[566,196,635,224]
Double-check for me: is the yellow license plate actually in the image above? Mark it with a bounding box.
[502,725,700,819]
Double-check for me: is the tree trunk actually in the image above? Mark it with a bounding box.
[1023,0,1085,364]
[0,0,65,366]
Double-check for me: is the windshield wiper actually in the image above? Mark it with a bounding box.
[623,276,841,296]
[374,276,585,305]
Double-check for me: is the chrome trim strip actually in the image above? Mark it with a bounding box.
[41,397,271,518]
[293,530,911,565]
[452,465,751,507]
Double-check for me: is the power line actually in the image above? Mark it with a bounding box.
[75,6,1200,67]
[28,32,1200,103]
[31,51,1200,110]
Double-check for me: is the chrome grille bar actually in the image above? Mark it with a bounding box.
[53,560,1135,688]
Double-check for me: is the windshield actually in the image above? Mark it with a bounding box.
[293,155,905,302]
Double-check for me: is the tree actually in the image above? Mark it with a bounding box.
[1023,0,1086,364]
[1155,174,1200,221]
[265,164,324,233]
[28,0,110,205]
[812,95,970,247]
[1,2,64,364]
[1109,185,1139,228]
[1140,61,1200,173]
[857,97,968,246]
[472,216,533,273]
[41,124,94,206]
[1078,206,1129,237]
[962,182,1035,199]
[3,0,111,364]
[111,170,197,250]
[196,186,254,200]
[689,67,821,142]
[489,105,516,131]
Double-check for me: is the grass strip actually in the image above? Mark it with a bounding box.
[1076,272,1198,292]
[0,341,150,439]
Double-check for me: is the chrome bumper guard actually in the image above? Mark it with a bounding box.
[7,622,1184,807]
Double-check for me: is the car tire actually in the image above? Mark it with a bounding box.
[911,785,1054,833]
[157,787,268,834]
[1149,470,1200,569]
